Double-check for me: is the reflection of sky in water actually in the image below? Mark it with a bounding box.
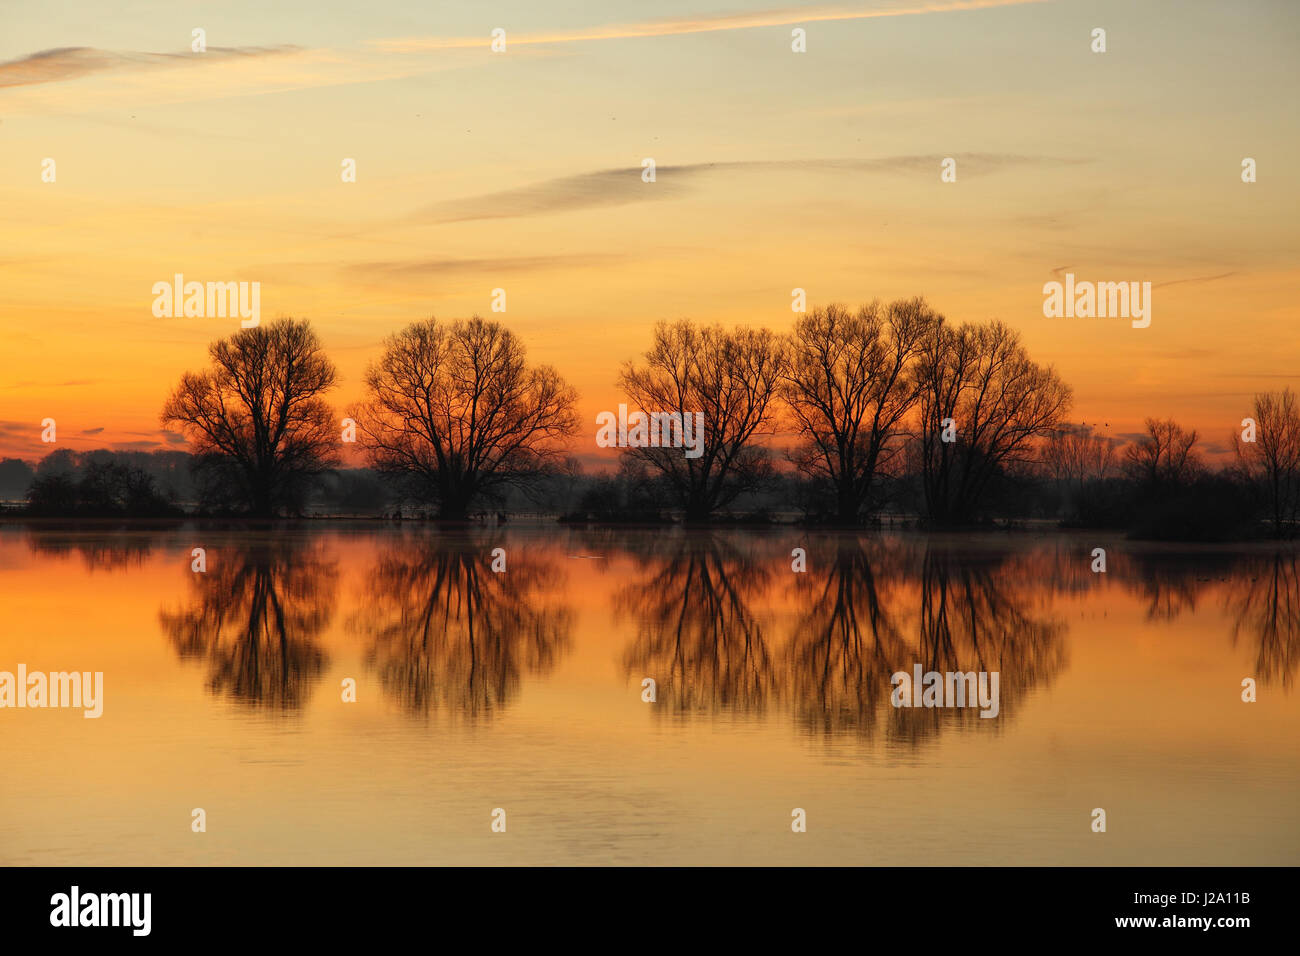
[1,525,1297,865]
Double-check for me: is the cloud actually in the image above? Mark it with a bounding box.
[1154,272,1236,289]
[0,45,299,89]
[0,378,96,389]
[0,44,489,116]
[0,47,120,88]
[81,427,105,435]
[349,253,626,278]
[1048,268,1237,288]
[372,0,1045,52]
[1208,372,1300,380]
[419,155,1083,223]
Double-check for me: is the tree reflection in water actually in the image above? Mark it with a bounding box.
[350,532,572,720]
[621,533,1068,745]
[160,536,337,709]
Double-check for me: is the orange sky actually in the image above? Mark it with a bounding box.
[1,0,1297,463]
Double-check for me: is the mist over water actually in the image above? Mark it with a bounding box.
[2,524,1297,865]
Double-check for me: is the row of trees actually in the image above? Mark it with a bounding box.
[1039,398,1300,539]
[613,302,1077,524]
[154,303,1083,526]
[13,304,1293,536]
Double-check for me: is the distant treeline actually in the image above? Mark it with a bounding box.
[2,437,1293,542]
[3,304,1297,540]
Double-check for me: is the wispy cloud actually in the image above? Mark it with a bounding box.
[1049,268,1239,288]
[1154,272,1236,289]
[0,45,299,89]
[419,155,1083,223]
[0,378,97,390]
[0,43,465,115]
[372,0,1045,52]
[349,254,626,279]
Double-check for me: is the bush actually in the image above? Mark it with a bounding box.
[1127,475,1259,542]
[25,462,179,517]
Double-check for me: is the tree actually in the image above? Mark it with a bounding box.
[781,299,938,523]
[619,320,785,521]
[1234,389,1300,537]
[1043,423,1118,493]
[23,452,176,516]
[161,318,338,517]
[0,458,35,501]
[1040,423,1121,525]
[353,316,578,520]
[1124,417,1201,488]
[77,460,175,515]
[25,473,78,515]
[914,319,1072,524]
[34,447,79,479]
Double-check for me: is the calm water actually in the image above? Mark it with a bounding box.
[1,523,1297,866]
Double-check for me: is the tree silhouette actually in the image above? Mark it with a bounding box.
[619,320,785,521]
[1124,417,1201,488]
[353,317,578,520]
[1234,389,1300,537]
[914,319,1071,524]
[781,299,937,523]
[161,318,338,516]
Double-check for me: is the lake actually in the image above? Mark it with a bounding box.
[1,523,1297,865]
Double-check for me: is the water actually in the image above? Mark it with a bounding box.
[1,523,1296,865]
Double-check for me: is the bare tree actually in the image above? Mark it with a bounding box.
[352,317,578,520]
[1124,417,1201,488]
[161,318,338,516]
[1234,389,1300,537]
[914,319,1072,524]
[781,298,939,524]
[1044,423,1119,490]
[618,320,785,522]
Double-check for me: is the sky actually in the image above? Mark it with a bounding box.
[0,0,1297,463]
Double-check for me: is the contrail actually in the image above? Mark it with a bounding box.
[370,0,1047,52]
